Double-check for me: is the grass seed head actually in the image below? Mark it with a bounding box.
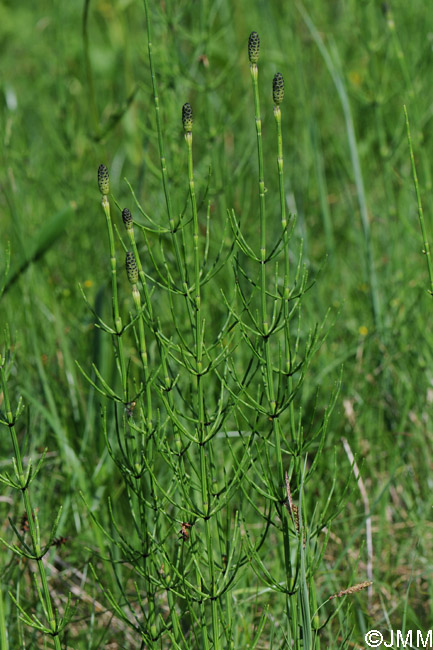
[329,581,373,600]
[273,72,284,105]
[248,31,260,64]
[98,164,110,195]
[182,103,193,133]
[126,251,138,284]
[122,208,133,230]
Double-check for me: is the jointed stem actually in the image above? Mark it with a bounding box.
[250,64,268,337]
[273,102,297,444]
[251,57,295,637]
[124,248,156,635]
[101,196,128,399]
[250,62,285,491]
[273,95,301,636]
[185,126,219,648]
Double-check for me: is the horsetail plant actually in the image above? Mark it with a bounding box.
[82,17,349,649]
[0,340,73,648]
[224,34,345,647]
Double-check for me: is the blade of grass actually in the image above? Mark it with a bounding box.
[297,2,382,334]
[2,203,75,295]
[404,105,433,296]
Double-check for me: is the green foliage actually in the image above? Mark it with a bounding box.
[1,0,433,647]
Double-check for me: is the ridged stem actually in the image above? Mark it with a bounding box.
[273,102,297,446]
[101,195,127,399]
[124,246,157,635]
[185,129,219,648]
[250,64,268,336]
[272,91,296,640]
[131,284,153,438]
[250,64,285,495]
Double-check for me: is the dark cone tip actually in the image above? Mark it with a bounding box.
[248,32,260,64]
[122,208,133,227]
[98,164,110,195]
[182,103,193,132]
[126,252,138,284]
[272,72,284,105]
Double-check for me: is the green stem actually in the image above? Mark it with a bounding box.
[126,226,153,318]
[125,245,157,635]
[131,284,153,438]
[273,109,296,640]
[251,63,293,638]
[101,196,128,399]
[250,64,268,338]
[185,130,219,647]
[250,64,286,493]
[273,103,296,443]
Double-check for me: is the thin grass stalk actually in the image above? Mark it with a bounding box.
[0,363,63,649]
[142,0,192,306]
[404,105,433,296]
[142,0,173,225]
[183,105,220,648]
[385,5,433,190]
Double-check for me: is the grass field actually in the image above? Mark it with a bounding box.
[2,1,433,648]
